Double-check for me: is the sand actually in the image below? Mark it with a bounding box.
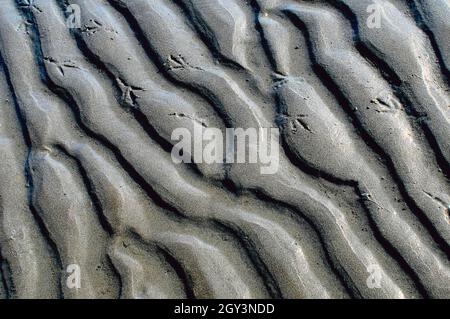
[0,0,449,299]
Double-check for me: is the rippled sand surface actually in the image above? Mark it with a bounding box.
[0,0,449,299]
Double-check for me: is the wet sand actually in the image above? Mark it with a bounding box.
[0,0,449,299]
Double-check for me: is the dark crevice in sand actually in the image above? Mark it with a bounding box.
[57,1,234,183]
[248,0,278,72]
[156,247,196,299]
[27,179,64,298]
[325,0,450,89]
[106,253,123,299]
[212,220,282,299]
[249,0,361,187]
[0,58,32,152]
[332,0,450,175]
[220,177,239,195]
[252,191,359,298]
[55,6,172,155]
[103,0,189,77]
[0,51,64,298]
[129,108,176,154]
[252,7,426,295]
[53,9,208,181]
[54,145,115,236]
[358,49,450,177]
[120,231,190,297]
[0,0,447,299]
[355,42,403,87]
[0,253,12,299]
[11,8,108,293]
[47,72,189,224]
[278,127,355,186]
[106,0,234,130]
[313,63,450,261]
[419,124,450,181]
[327,1,415,116]
[171,0,247,71]
[248,10,412,295]
[355,187,428,298]
[251,0,359,187]
[243,10,375,295]
[275,96,358,187]
[404,0,450,86]
[128,98,205,178]
[48,81,188,223]
[286,13,450,262]
[16,4,190,226]
[14,3,49,87]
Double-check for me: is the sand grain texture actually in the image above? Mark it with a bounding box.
[0,0,449,299]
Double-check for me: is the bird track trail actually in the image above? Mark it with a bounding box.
[0,0,448,299]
